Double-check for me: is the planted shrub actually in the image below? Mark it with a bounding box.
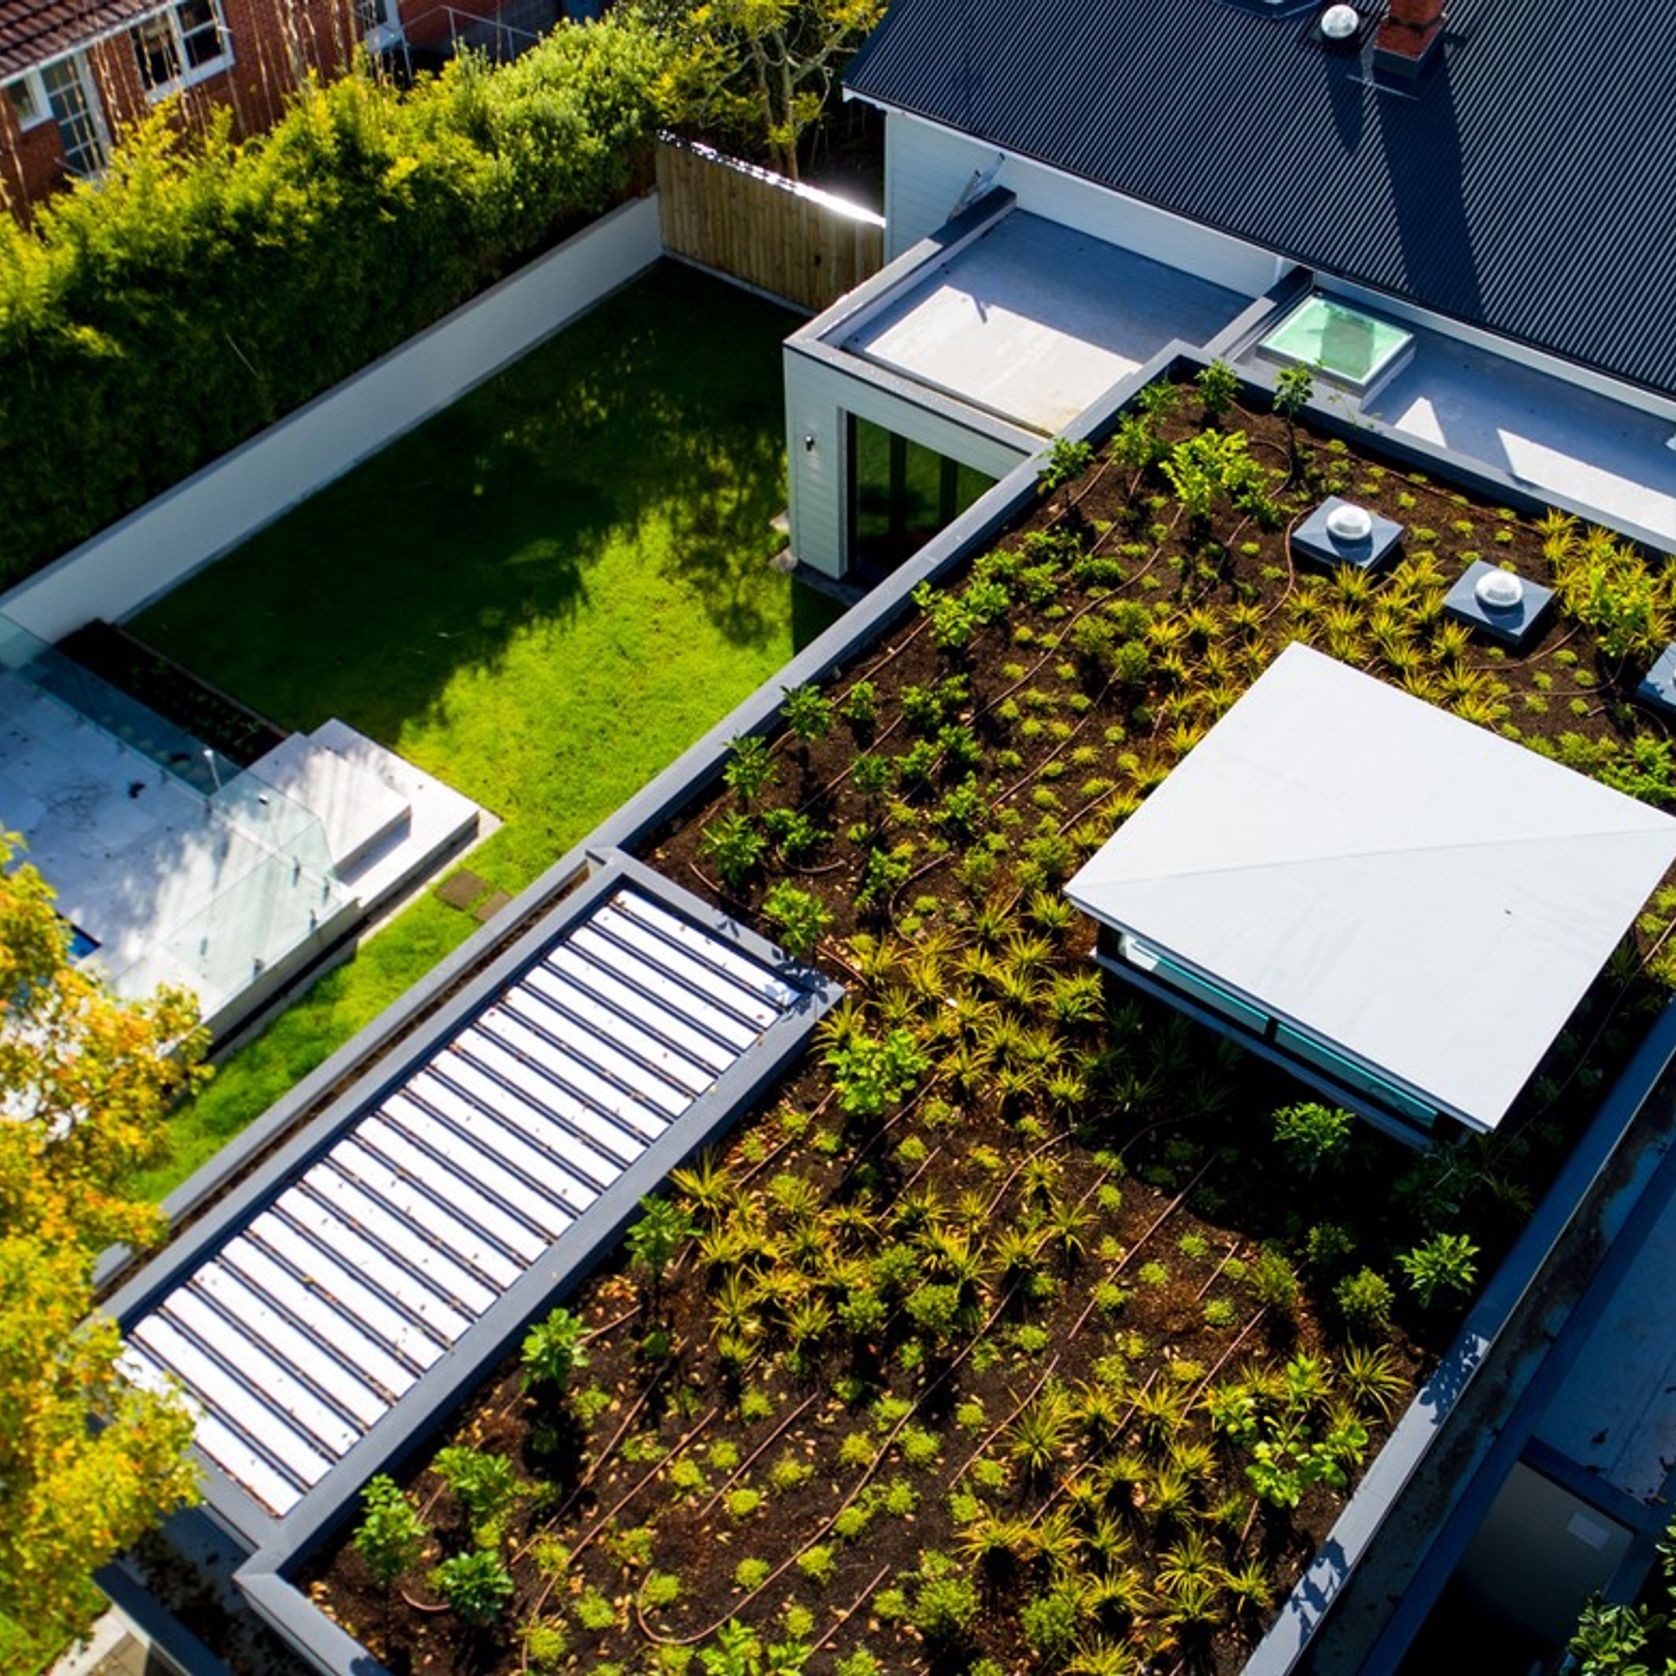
[434,1447,523,1528]
[1335,1267,1395,1334]
[627,1195,695,1299]
[761,881,832,960]
[724,736,779,805]
[782,684,835,744]
[701,812,768,888]
[521,1306,588,1393]
[1039,438,1095,492]
[432,1549,515,1626]
[352,1474,427,1585]
[1272,1101,1354,1175]
[1398,1232,1480,1308]
[1196,358,1240,421]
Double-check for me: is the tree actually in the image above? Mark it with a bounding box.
[646,0,885,179]
[0,838,208,1627]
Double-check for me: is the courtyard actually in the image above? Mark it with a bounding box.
[121,261,841,1196]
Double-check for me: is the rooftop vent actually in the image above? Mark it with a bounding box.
[1293,496,1403,572]
[1445,561,1554,648]
[1320,4,1361,39]
[1326,502,1374,542]
[1475,569,1524,611]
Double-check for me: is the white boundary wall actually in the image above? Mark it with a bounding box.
[1,193,663,643]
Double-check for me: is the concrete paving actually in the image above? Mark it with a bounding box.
[0,667,484,1037]
[841,211,1248,433]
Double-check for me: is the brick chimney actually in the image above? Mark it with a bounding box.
[1374,0,1446,79]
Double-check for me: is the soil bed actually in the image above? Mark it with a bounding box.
[307,378,1676,1675]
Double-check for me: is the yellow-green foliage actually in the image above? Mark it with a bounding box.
[0,15,667,578]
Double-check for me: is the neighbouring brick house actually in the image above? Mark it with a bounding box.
[0,0,395,209]
[0,0,567,213]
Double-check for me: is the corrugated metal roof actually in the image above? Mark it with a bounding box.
[123,884,808,1519]
[845,0,1676,399]
[0,0,152,79]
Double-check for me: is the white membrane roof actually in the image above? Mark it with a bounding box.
[1067,643,1676,1129]
[838,211,1245,434]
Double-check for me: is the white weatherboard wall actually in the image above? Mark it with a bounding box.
[784,346,1032,577]
[877,106,1285,299]
[1,195,663,644]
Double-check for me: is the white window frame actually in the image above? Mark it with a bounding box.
[130,0,233,101]
[4,69,51,131]
[38,53,109,178]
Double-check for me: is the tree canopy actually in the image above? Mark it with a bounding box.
[0,838,208,1626]
[645,0,885,178]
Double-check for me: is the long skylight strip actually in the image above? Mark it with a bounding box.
[562,928,761,1051]
[584,910,781,1032]
[612,892,804,1010]
[382,1091,579,1238]
[408,1066,612,1202]
[480,996,689,1124]
[537,946,738,1072]
[506,973,715,1098]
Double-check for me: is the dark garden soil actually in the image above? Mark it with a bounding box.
[57,619,288,767]
[305,380,1676,1675]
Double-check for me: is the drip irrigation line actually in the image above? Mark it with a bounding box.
[694,1390,822,1521]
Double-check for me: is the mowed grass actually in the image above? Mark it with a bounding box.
[127,262,840,1198]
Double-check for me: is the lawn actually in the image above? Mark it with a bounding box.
[126,261,840,1198]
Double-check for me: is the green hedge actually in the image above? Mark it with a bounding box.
[0,17,667,581]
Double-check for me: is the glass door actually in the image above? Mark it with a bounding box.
[847,414,995,574]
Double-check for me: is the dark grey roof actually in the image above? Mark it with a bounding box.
[845,0,1676,399]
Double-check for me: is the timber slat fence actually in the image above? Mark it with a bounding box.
[656,137,886,314]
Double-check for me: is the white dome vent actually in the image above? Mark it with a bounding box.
[1320,4,1361,40]
[1475,569,1525,610]
[1326,502,1374,543]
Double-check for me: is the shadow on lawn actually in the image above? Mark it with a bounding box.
[135,264,801,745]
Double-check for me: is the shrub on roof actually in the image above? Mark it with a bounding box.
[0,16,666,580]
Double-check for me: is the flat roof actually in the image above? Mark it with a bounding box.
[837,211,1245,433]
[1066,643,1676,1129]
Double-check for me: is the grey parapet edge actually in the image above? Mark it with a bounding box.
[1244,998,1676,1675]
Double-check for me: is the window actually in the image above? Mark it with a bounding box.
[40,57,106,177]
[132,0,230,95]
[1272,1024,1437,1127]
[846,414,995,573]
[354,0,398,31]
[1118,933,1272,1034]
[4,74,44,129]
